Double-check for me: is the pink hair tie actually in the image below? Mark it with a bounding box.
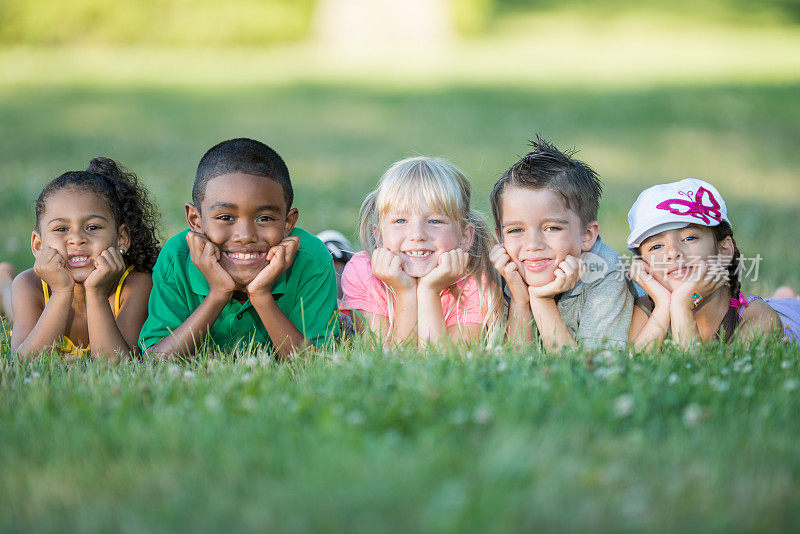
[729,292,747,309]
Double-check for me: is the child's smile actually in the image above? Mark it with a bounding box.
[639,225,728,291]
[499,187,591,286]
[33,187,126,283]
[379,201,470,278]
[190,172,297,289]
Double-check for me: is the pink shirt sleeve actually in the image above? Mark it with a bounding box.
[341,251,389,317]
[441,275,486,328]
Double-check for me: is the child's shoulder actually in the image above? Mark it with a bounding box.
[12,268,44,293]
[739,292,780,322]
[288,226,334,276]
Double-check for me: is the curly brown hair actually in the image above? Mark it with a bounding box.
[35,157,161,273]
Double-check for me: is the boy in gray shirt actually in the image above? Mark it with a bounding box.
[489,138,633,350]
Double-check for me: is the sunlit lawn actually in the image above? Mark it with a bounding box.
[1,12,800,532]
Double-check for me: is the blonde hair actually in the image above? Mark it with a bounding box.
[358,156,503,343]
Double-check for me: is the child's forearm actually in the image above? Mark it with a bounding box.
[14,290,73,357]
[506,298,534,346]
[85,291,134,362]
[389,289,417,347]
[529,297,577,351]
[250,293,312,360]
[632,303,671,351]
[148,291,229,360]
[670,301,700,348]
[416,285,447,348]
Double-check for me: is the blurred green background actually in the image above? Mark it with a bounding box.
[1,0,799,292]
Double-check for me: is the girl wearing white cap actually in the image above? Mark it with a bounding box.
[627,178,799,350]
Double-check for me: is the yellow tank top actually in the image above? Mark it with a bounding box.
[41,266,134,359]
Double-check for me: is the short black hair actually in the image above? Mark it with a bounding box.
[489,136,603,230]
[193,138,293,209]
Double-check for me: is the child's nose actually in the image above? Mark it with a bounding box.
[408,221,428,241]
[232,221,257,243]
[525,230,545,250]
[66,229,86,245]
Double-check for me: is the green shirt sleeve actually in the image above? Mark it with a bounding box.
[284,230,340,347]
[138,231,195,351]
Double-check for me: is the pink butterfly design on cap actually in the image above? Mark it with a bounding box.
[656,186,722,224]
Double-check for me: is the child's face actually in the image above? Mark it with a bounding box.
[377,200,473,278]
[186,172,298,289]
[639,225,732,291]
[499,186,597,287]
[32,187,129,283]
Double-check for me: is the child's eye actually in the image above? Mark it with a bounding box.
[504,227,522,234]
[215,215,233,222]
[648,244,663,251]
[683,235,697,242]
[86,224,100,231]
[393,218,407,224]
[544,226,562,232]
[52,226,67,232]
[257,215,276,223]
[428,219,444,225]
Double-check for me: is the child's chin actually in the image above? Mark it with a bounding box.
[524,271,556,287]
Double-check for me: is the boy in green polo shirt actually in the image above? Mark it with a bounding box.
[139,138,339,359]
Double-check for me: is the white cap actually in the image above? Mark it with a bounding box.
[627,178,730,251]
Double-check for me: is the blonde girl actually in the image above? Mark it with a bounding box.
[341,157,502,347]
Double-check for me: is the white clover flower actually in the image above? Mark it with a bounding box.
[31,371,41,380]
[595,366,621,380]
[668,373,679,385]
[709,377,730,392]
[614,394,634,418]
[167,365,181,379]
[204,394,220,412]
[598,349,616,366]
[473,406,492,424]
[244,356,258,369]
[182,370,195,380]
[241,372,252,383]
[330,352,344,365]
[496,360,508,373]
[783,378,799,392]
[241,396,257,412]
[781,360,792,369]
[682,403,706,428]
[346,411,365,425]
[23,377,31,385]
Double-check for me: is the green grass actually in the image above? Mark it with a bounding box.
[1,334,799,532]
[2,12,800,531]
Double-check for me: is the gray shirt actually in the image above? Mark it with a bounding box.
[548,237,634,348]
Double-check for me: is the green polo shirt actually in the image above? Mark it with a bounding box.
[138,227,339,353]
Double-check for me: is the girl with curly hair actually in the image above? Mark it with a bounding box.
[10,157,160,360]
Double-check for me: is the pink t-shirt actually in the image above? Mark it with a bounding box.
[341,251,485,327]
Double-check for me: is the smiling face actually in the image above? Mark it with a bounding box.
[32,187,129,283]
[638,224,732,291]
[186,172,298,289]
[499,186,597,286]
[377,200,473,278]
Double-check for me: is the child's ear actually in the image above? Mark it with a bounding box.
[116,224,131,253]
[284,208,299,236]
[581,221,600,253]
[30,231,43,256]
[185,203,202,232]
[717,235,735,265]
[460,224,475,251]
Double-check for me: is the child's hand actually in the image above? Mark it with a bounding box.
[629,258,671,306]
[186,231,235,298]
[671,259,729,311]
[34,246,74,293]
[529,255,584,300]
[490,244,529,303]
[247,236,300,297]
[420,249,468,293]
[84,247,126,295]
[372,248,416,292]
